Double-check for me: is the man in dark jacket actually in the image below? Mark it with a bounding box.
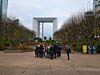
[49,45,54,60]
[35,45,39,58]
[65,44,70,60]
[56,43,62,58]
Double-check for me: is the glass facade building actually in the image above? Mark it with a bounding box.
[93,0,100,16]
[0,0,8,21]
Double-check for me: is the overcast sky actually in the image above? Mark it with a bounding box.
[7,0,93,37]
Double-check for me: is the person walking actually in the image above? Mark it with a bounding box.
[65,44,70,60]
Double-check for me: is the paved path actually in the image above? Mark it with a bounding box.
[0,52,100,75]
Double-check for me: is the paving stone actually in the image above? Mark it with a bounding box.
[0,52,100,75]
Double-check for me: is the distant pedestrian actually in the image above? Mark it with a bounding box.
[53,44,57,58]
[49,44,54,60]
[93,45,96,54]
[43,44,46,57]
[46,45,50,58]
[39,44,44,58]
[56,43,62,58]
[88,45,93,54]
[35,45,39,58]
[65,44,70,60]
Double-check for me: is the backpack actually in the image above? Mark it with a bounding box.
[66,45,70,50]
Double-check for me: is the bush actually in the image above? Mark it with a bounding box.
[74,45,81,52]
[44,40,56,45]
[33,37,43,42]
[0,43,5,50]
[74,43,82,52]
[0,42,11,50]
[95,40,100,53]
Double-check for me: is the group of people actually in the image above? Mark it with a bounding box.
[34,43,71,60]
[34,42,98,60]
[34,43,62,60]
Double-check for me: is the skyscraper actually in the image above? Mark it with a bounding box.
[0,0,8,21]
[93,0,100,17]
[93,0,100,33]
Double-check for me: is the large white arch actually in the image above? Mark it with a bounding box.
[33,17,57,38]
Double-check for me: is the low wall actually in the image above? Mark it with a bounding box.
[4,50,33,53]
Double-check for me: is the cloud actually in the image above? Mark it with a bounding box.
[7,0,93,31]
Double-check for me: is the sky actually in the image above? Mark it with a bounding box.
[7,0,93,37]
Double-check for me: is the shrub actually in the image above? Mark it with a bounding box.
[95,40,100,53]
[0,42,11,50]
[74,42,82,52]
[0,43,5,50]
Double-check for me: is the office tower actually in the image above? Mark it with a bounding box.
[0,0,8,21]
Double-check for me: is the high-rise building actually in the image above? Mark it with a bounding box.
[93,0,100,17]
[93,0,100,31]
[0,0,8,21]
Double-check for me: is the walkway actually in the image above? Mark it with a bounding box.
[0,52,100,75]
